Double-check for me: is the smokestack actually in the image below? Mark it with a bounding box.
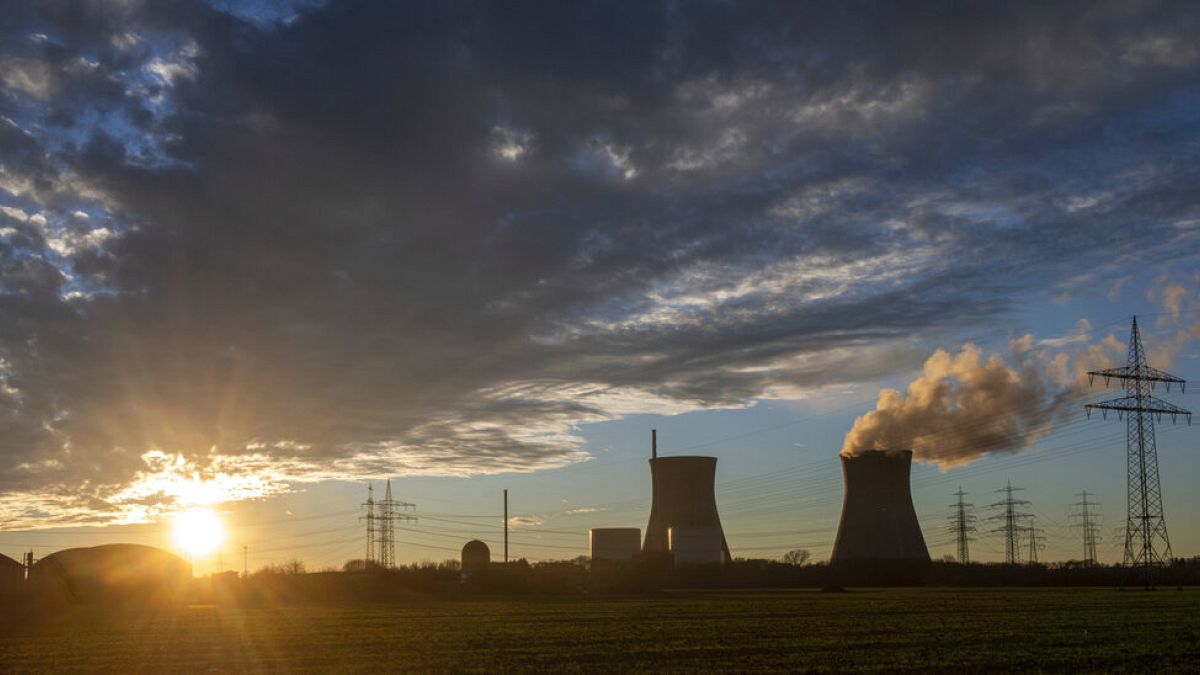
[831,450,929,572]
[643,454,730,563]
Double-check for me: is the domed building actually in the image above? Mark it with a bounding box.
[29,544,191,606]
[0,553,24,594]
[461,540,490,575]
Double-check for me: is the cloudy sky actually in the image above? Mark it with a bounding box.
[1,1,1199,569]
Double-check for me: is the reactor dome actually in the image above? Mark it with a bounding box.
[461,540,490,574]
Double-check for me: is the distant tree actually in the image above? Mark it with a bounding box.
[257,558,308,576]
[782,549,811,566]
[343,559,384,572]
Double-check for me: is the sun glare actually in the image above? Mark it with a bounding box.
[172,508,225,557]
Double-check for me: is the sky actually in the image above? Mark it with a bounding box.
[0,0,1198,574]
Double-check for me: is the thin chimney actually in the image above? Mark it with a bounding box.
[652,429,657,459]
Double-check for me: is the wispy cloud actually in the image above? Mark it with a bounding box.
[0,1,1198,523]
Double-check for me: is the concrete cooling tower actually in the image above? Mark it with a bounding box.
[830,450,929,584]
[643,454,731,564]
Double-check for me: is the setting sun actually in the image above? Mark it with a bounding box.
[172,508,225,557]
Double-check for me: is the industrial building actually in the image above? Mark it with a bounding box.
[461,539,490,575]
[28,544,191,605]
[0,553,23,593]
[831,450,929,584]
[589,528,640,562]
[643,431,731,565]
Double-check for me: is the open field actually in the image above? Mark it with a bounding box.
[1,588,1198,672]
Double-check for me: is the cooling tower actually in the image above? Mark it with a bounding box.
[590,528,640,561]
[643,456,731,563]
[831,450,929,582]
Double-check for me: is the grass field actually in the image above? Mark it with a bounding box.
[1,588,1198,672]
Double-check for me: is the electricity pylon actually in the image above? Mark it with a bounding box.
[1023,516,1045,564]
[376,480,416,569]
[989,481,1031,564]
[1069,490,1102,565]
[361,483,376,564]
[1085,316,1191,588]
[948,487,976,563]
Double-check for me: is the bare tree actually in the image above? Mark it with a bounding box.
[782,549,811,566]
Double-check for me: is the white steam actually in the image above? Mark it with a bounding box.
[840,341,1084,470]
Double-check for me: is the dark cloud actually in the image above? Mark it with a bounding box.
[0,0,1199,522]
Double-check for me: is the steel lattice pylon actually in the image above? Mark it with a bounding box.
[1085,316,1191,587]
[361,484,376,565]
[988,481,1031,565]
[948,487,976,564]
[375,480,416,569]
[1069,490,1101,565]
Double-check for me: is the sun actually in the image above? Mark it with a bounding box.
[172,508,225,557]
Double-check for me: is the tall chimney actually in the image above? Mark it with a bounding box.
[652,429,657,459]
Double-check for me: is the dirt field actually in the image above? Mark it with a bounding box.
[1,588,1197,672]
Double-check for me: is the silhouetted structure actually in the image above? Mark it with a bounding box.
[1024,516,1045,564]
[1084,316,1191,588]
[28,544,190,605]
[375,480,416,569]
[590,528,640,561]
[948,487,976,564]
[361,483,376,564]
[461,540,490,575]
[1069,490,1102,565]
[989,481,1032,564]
[642,433,730,563]
[0,553,23,593]
[831,450,929,565]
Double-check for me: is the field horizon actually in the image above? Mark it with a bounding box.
[2,588,1197,672]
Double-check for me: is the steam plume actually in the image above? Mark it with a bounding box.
[840,341,1079,469]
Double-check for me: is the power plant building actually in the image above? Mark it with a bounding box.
[668,527,724,565]
[589,528,640,561]
[831,450,929,582]
[643,453,731,564]
[461,539,490,574]
[28,544,191,605]
[0,553,23,593]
